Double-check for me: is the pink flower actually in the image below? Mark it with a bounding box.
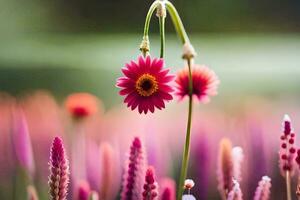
[12,108,35,176]
[227,180,243,200]
[64,93,100,119]
[116,56,174,114]
[279,114,296,176]
[217,138,234,200]
[254,176,271,200]
[142,166,158,200]
[77,180,90,200]
[121,137,147,200]
[48,137,70,200]
[175,65,219,103]
[160,178,176,200]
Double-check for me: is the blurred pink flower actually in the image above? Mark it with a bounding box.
[254,176,271,200]
[279,114,296,176]
[12,108,35,176]
[99,142,121,200]
[27,185,39,200]
[175,65,219,103]
[77,180,90,200]
[65,93,100,120]
[48,137,69,200]
[227,180,243,200]
[232,146,244,182]
[142,166,158,200]
[116,56,174,114]
[160,178,176,200]
[121,137,147,200]
[217,138,234,200]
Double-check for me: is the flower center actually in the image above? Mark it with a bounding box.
[135,74,158,97]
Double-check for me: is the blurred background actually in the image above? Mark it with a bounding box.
[1,0,300,199]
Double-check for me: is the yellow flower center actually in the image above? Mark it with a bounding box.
[135,74,158,97]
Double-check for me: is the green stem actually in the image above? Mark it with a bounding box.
[165,1,190,44]
[159,15,166,58]
[177,58,193,200]
[143,1,160,38]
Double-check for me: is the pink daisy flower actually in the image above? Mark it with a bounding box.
[116,56,174,114]
[175,65,220,103]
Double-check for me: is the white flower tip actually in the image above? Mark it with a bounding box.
[184,179,195,189]
[284,114,291,122]
[262,176,271,182]
[232,146,243,154]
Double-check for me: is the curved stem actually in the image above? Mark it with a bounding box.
[165,1,190,45]
[143,1,160,38]
[159,16,166,58]
[177,58,194,199]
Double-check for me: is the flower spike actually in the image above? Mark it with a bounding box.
[227,179,243,200]
[121,137,147,200]
[254,176,271,200]
[48,137,70,200]
[142,166,158,200]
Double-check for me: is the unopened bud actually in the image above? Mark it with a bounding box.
[182,42,196,59]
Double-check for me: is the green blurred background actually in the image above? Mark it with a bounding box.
[1,0,300,107]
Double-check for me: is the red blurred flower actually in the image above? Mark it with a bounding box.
[116,56,174,114]
[65,93,100,119]
[175,65,219,103]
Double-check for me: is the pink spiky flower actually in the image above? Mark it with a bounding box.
[254,176,271,200]
[121,137,147,200]
[175,65,219,103]
[142,166,158,200]
[160,178,176,200]
[217,138,234,200]
[116,56,174,114]
[48,137,70,200]
[279,114,296,176]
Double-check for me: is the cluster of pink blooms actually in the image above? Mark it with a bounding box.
[8,88,300,200]
[116,56,220,114]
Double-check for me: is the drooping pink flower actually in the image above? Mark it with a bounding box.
[279,114,296,176]
[48,137,70,200]
[65,93,100,119]
[142,166,158,200]
[175,65,219,103]
[116,56,174,114]
[12,108,35,176]
[254,176,271,200]
[217,138,234,200]
[227,180,243,200]
[160,178,176,200]
[27,185,39,200]
[77,180,90,200]
[121,137,147,200]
